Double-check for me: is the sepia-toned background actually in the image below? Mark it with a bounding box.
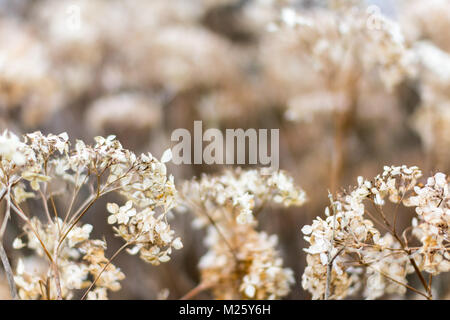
[0,0,449,299]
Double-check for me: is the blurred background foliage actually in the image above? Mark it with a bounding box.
[0,0,449,299]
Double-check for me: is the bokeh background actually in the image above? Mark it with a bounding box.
[0,0,449,299]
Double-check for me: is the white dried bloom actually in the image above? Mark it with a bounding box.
[0,130,27,167]
[14,258,46,300]
[301,165,441,300]
[182,168,306,227]
[374,165,423,204]
[85,93,163,133]
[107,203,183,265]
[301,182,381,299]
[14,218,124,300]
[361,234,413,300]
[406,172,450,274]
[107,201,136,225]
[1,130,181,299]
[200,225,294,300]
[302,253,354,300]
[181,168,305,299]
[86,287,108,300]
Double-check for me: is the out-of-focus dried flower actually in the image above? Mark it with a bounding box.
[85,93,163,133]
[200,225,294,299]
[182,168,306,299]
[263,3,415,123]
[0,19,61,127]
[410,42,450,171]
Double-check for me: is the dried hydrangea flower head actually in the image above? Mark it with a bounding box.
[107,201,183,265]
[0,130,28,169]
[301,166,449,300]
[181,168,306,299]
[265,2,415,122]
[13,218,124,300]
[406,172,450,274]
[301,175,382,299]
[0,131,181,299]
[182,168,307,227]
[200,226,294,299]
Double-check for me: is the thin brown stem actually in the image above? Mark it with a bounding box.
[0,187,11,238]
[39,189,53,224]
[0,185,18,299]
[361,261,430,300]
[330,112,345,194]
[428,273,433,296]
[57,195,99,252]
[187,199,239,263]
[52,243,63,300]
[325,192,338,300]
[180,282,212,300]
[371,202,431,298]
[63,171,88,226]
[80,242,129,300]
[9,202,54,263]
[0,242,18,300]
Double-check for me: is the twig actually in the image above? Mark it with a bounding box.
[52,243,63,300]
[9,201,54,263]
[80,242,129,300]
[325,191,338,300]
[188,199,239,263]
[39,190,52,225]
[428,273,433,296]
[0,186,19,299]
[371,202,431,299]
[180,282,212,300]
[359,260,430,300]
[57,194,99,252]
[0,242,18,300]
[0,186,12,238]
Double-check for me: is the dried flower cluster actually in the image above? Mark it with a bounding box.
[266,2,415,123]
[301,165,449,300]
[14,218,124,300]
[183,168,307,226]
[0,0,450,301]
[199,226,295,300]
[0,130,181,299]
[407,172,450,274]
[181,168,306,299]
[107,200,183,265]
